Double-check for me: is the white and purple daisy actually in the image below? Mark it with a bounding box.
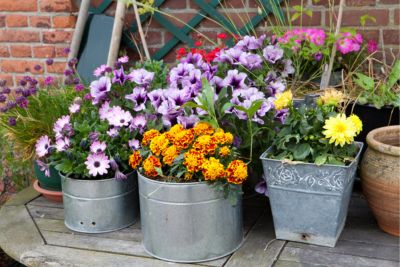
[107,108,133,127]
[90,76,111,104]
[85,153,110,177]
[107,127,119,138]
[90,141,107,154]
[36,135,51,158]
[130,114,147,133]
[69,103,81,114]
[128,139,141,150]
[53,115,71,139]
[55,137,70,152]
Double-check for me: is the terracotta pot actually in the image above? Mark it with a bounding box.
[33,180,63,203]
[360,125,400,236]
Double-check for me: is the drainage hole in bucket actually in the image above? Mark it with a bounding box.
[80,221,84,225]
[300,233,310,240]
[92,222,96,226]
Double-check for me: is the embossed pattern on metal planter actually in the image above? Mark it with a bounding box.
[260,142,363,247]
[138,172,243,263]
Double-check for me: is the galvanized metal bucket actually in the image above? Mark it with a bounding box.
[260,142,363,247]
[61,172,139,233]
[138,172,244,263]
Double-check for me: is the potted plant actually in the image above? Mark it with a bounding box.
[129,122,248,262]
[260,89,363,247]
[360,125,399,236]
[0,65,80,202]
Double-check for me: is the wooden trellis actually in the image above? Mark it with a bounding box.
[91,0,284,60]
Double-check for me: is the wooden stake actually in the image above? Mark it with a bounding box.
[132,0,151,60]
[68,0,91,61]
[107,0,127,67]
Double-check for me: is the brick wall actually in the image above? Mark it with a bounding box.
[0,0,398,87]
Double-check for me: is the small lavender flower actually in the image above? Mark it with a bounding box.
[19,79,27,86]
[45,58,54,65]
[30,79,38,86]
[15,88,23,94]
[73,77,80,84]
[130,114,147,133]
[107,127,119,138]
[85,153,110,177]
[128,139,140,150]
[34,65,42,71]
[314,52,323,61]
[68,103,80,114]
[62,47,71,55]
[0,107,7,113]
[93,64,109,77]
[1,87,11,94]
[88,132,99,142]
[263,45,284,64]
[8,117,16,126]
[177,115,200,129]
[117,55,129,64]
[6,101,16,110]
[255,179,268,196]
[53,115,72,138]
[22,89,31,97]
[114,170,127,180]
[238,52,263,70]
[125,87,148,111]
[64,69,73,76]
[0,94,6,103]
[75,84,84,92]
[68,57,78,67]
[90,76,111,104]
[128,69,155,86]
[275,108,289,124]
[36,160,50,177]
[282,59,295,77]
[44,76,54,86]
[90,141,107,154]
[0,80,6,87]
[17,98,29,109]
[29,87,38,95]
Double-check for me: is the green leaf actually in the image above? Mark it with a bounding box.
[354,73,375,90]
[305,9,313,18]
[360,14,376,26]
[293,143,311,160]
[291,12,301,22]
[155,167,163,176]
[386,60,400,90]
[246,100,264,119]
[315,154,327,165]
[221,102,233,113]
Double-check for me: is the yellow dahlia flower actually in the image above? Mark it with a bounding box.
[274,91,293,110]
[323,114,357,147]
[348,114,363,135]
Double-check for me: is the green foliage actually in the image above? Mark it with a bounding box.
[360,14,376,27]
[269,104,359,166]
[354,60,400,108]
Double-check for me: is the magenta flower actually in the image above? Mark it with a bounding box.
[36,135,51,158]
[90,141,107,154]
[367,39,378,54]
[44,76,54,86]
[85,153,110,177]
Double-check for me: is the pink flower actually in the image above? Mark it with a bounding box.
[44,76,54,86]
[85,153,110,177]
[90,141,107,154]
[36,135,51,158]
[367,39,378,54]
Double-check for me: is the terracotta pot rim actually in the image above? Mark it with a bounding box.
[33,180,62,196]
[366,125,400,156]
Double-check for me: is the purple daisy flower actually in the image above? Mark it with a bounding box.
[90,76,111,105]
[125,87,148,112]
[112,67,128,85]
[53,115,72,139]
[263,45,284,64]
[107,127,119,138]
[130,114,147,133]
[107,108,133,127]
[35,135,51,158]
[36,160,50,177]
[90,141,107,154]
[85,153,110,177]
[55,137,70,152]
[128,69,154,86]
[69,103,81,114]
[128,139,141,150]
[177,115,200,129]
[223,69,248,90]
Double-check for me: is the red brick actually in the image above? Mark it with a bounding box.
[55,47,70,58]
[40,0,78,12]
[162,0,187,9]
[47,62,66,74]
[10,45,32,57]
[6,15,28,27]
[53,16,77,28]
[30,16,51,28]
[312,0,339,6]
[145,31,163,45]
[346,0,375,6]
[362,29,379,41]
[43,31,73,44]
[383,30,400,45]
[290,11,322,26]
[0,16,5,27]
[395,9,400,25]
[0,0,37,11]
[328,9,389,26]
[379,0,399,4]
[0,74,14,87]
[0,46,9,57]
[0,30,40,43]
[168,12,197,28]
[33,46,55,58]
[1,60,44,74]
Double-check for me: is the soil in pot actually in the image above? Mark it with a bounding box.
[361,125,400,237]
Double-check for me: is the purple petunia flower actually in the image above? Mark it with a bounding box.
[314,52,323,61]
[148,89,165,109]
[130,114,147,133]
[55,137,70,152]
[128,69,154,86]
[263,45,284,64]
[266,79,286,96]
[223,69,248,90]
[8,117,16,126]
[215,47,242,64]
[125,87,148,111]
[177,115,200,129]
[255,179,268,196]
[275,108,289,124]
[169,63,195,84]
[36,160,50,177]
[85,153,110,177]
[90,141,107,154]
[128,139,141,150]
[90,76,111,105]
[235,35,266,51]
[238,52,263,70]
[180,52,203,67]
[282,59,295,78]
[112,67,128,85]
[36,135,51,158]
[165,88,192,106]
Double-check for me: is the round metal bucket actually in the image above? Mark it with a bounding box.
[61,172,139,233]
[138,172,243,263]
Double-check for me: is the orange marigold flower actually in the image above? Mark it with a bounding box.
[166,124,184,142]
[192,135,217,155]
[143,155,162,178]
[173,129,195,150]
[150,133,169,156]
[183,150,205,173]
[226,160,248,184]
[219,146,231,157]
[201,157,225,181]
[128,151,142,170]
[193,122,214,136]
[162,145,180,166]
[212,130,234,145]
[184,172,193,181]
[142,129,160,146]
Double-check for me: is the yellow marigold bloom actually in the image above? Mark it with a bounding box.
[149,134,170,156]
[212,130,234,145]
[226,160,248,185]
[323,114,356,147]
[166,124,184,142]
[173,129,195,150]
[317,88,344,107]
[184,172,193,181]
[219,146,231,157]
[183,150,205,173]
[348,114,363,135]
[193,122,214,136]
[192,135,217,155]
[162,145,180,166]
[128,151,142,170]
[201,157,225,181]
[142,129,160,146]
[274,91,293,110]
[143,155,161,178]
